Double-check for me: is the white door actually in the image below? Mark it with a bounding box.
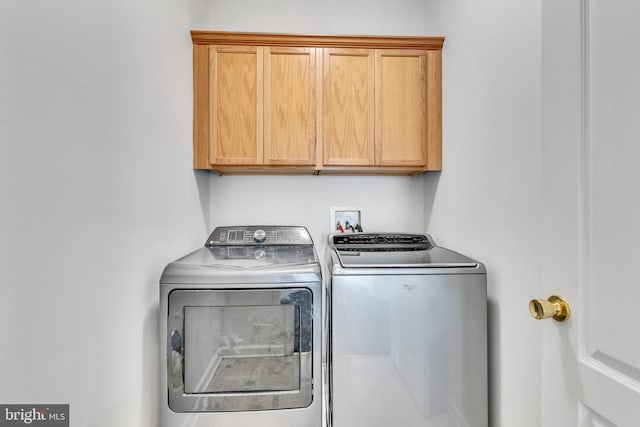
[541,0,640,425]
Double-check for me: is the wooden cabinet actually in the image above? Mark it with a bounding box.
[192,31,443,174]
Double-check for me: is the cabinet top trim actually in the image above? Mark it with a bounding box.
[191,30,444,50]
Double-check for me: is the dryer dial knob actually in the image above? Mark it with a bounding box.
[253,229,267,243]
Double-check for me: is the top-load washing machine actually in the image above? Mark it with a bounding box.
[159,226,323,427]
[325,233,487,427]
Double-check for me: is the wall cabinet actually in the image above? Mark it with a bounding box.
[192,31,443,174]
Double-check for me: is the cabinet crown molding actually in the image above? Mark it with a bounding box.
[191,30,444,50]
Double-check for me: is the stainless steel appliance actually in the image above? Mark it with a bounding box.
[325,233,487,427]
[160,226,322,427]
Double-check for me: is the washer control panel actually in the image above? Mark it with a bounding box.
[331,233,433,251]
[206,226,313,246]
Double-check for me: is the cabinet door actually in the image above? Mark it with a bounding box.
[323,48,375,166]
[210,46,263,165]
[375,49,428,167]
[264,47,318,165]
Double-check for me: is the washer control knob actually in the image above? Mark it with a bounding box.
[253,229,267,243]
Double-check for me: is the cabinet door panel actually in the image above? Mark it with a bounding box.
[264,47,317,165]
[210,46,263,164]
[323,48,375,166]
[375,49,427,167]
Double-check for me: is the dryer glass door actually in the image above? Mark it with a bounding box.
[167,288,313,412]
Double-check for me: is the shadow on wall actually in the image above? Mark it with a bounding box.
[194,170,212,232]
[145,303,160,427]
[487,297,498,427]
[423,171,441,230]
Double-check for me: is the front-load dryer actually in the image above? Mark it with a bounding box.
[159,226,322,427]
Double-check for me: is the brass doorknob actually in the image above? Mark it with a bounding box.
[529,295,570,322]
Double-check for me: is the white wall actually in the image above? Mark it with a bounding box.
[0,0,210,425]
[211,175,425,253]
[205,0,431,35]
[423,1,542,426]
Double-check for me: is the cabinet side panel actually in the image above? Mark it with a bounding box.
[426,50,442,170]
[265,47,315,165]
[210,46,260,164]
[323,49,375,166]
[376,50,427,167]
[193,45,210,169]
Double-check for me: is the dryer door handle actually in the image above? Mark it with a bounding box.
[168,329,184,392]
[170,328,183,355]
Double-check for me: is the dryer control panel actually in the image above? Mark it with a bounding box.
[206,226,313,246]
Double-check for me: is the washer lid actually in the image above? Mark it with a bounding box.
[330,233,479,268]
